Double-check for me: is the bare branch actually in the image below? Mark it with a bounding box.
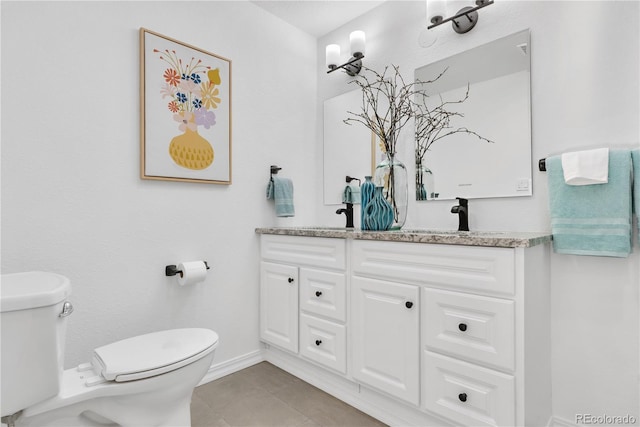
[345,64,492,165]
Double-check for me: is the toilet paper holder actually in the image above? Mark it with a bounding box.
[165,261,210,278]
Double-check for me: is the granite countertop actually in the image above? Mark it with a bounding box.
[255,227,552,248]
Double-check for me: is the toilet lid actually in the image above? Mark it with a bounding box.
[93,328,218,382]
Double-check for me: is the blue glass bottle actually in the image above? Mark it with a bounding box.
[360,176,375,230]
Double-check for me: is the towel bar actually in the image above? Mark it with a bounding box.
[538,158,546,172]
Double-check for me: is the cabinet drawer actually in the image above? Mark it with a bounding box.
[422,288,515,371]
[299,313,346,374]
[352,240,515,296]
[423,351,515,427]
[261,235,346,270]
[300,268,346,322]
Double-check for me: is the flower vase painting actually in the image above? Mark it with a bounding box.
[140,28,232,184]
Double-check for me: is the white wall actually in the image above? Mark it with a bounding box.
[1,1,317,368]
[316,1,639,424]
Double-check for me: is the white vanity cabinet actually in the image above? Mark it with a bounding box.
[258,229,551,427]
[352,239,517,425]
[351,238,550,427]
[259,234,348,373]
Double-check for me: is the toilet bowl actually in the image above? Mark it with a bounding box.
[0,271,219,427]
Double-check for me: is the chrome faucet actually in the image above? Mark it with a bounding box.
[451,197,469,231]
[336,203,354,228]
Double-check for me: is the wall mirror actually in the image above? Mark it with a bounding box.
[415,29,532,201]
[323,90,378,205]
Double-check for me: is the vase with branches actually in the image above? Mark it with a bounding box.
[345,65,493,228]
[344,65,417,229]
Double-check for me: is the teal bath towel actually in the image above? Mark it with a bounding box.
[547,149,632,257]
[633,149,640,243]
[266,176,295,217]
[342,184,361,204]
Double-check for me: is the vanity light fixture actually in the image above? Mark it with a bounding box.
[427,0,494,34]
[326,30,366,76]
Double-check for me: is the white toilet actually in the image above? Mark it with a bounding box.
[0,271,219,427]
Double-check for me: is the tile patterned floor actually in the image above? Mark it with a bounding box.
[191,362,388,427]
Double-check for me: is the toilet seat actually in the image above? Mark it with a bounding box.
[92,328,218,382]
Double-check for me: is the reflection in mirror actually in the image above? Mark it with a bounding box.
[323,90,376,205]
[415,29,532,201]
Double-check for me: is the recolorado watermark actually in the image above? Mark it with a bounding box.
[576,413,637,425]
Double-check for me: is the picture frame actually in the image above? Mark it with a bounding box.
[140,28,232,184]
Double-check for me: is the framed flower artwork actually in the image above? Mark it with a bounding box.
[140,28,232,184]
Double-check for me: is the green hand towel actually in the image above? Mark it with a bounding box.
[266,176,295,217]
[632,149,640,243]
[342,184,361,204]
[547,149,632,257]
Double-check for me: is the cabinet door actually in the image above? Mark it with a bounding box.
[260,262,298,353]
[351,276,420,405]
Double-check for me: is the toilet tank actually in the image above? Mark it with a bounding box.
[0,272,72,417]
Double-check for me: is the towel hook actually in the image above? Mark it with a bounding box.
[270,165,282,181]
[346,175,361,186]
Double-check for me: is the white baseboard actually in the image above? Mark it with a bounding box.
[198,349,264,385]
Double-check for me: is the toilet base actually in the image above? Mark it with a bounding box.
[16,397,192,427]
[15,351,213,427]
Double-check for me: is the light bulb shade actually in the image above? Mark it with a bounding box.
[427,0,447,24]
[349,31,366,57]
[326,44,341,68]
